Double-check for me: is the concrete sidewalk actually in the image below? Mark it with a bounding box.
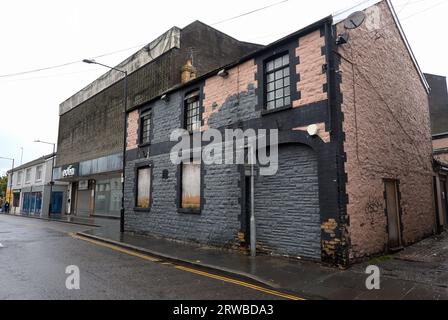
[3,212,119,231]
[77,226,448,300]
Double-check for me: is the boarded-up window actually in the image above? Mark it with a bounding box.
[136,167,151,209]
[181,161,201,210]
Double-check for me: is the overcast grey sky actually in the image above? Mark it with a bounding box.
[0,0,447,174]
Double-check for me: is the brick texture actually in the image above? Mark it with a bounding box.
[254,144,320,259]
[294,30,327,107]
[126,110,139,151]
[435,153,448,164]
[57,22,261,167]
[337,2,435,260]
[125,153,242,248]
[202,59,258,130]
[434,138,448,150]
[293,122,331,143]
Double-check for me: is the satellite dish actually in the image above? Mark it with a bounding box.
[344,11,366,29]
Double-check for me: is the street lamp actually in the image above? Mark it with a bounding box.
[34,140,55,217]
[83,58,128,233]
[0,156,15,213]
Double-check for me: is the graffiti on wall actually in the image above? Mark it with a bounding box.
[364,196,384,225]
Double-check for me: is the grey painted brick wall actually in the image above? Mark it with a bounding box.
[207,84,261,129]
[151,94,182,145]
[125,88,243,247]
[125,153,242,247]
[254,144,320,259]
[125,83,321,258]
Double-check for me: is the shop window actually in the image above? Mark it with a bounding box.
[139,111,152,145]
[136,167,151,209]
[35,165,43,181]
[185,91,201,133]
[180,160,201,211]
[264,53,291,110]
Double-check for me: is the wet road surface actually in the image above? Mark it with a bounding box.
[0,215,291,300]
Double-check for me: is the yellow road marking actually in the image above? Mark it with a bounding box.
[71,234,160,262]
[175,265,304,301]
[71,233,305,301]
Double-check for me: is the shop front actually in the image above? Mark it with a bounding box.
[22,191,42,215]
[12,190,21,214]
[55,153,122,219]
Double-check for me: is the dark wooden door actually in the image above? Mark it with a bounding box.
[441,177,448,225]
[385,180,402,250]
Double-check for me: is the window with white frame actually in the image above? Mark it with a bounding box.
[185,91,201,133]
[35,165,43,181]
[16,171,22,185]
[25,168,32,183]
[265,53,291,110]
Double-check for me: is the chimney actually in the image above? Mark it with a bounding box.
[181,59,197,84]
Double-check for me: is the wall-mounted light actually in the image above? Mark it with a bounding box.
[336,33,349,45]
[217,69,229,78]
[307,124,319,136]
[161,94,169,102]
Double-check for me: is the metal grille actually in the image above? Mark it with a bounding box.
[265,53,291,110]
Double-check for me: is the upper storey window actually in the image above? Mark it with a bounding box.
[185,90,201,133]
[265,53,291,110]
[139,110,152,145]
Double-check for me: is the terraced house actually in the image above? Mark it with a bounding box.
[123,0,436,266]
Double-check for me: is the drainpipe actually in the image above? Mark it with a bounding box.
[249,144,256,257]
[121,72,128,233]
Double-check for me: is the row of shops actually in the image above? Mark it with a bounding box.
[6,152,121,219]
[53,153,122,218]
[6,153,67,217]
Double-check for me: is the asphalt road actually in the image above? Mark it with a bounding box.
[0,215,285,300]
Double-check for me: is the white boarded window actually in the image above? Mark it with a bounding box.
[181,161,201,210]
[136,167,151,209]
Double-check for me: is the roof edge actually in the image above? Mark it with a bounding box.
[127,16,332,113]
[59,26,182,116]
[332,0,430,93]
[7,152,56,174]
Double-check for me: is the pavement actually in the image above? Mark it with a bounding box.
[4,211,119,229]
[78,220,448,300]
[3,212,448,300]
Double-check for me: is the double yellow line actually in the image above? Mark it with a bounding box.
[71,234,160,262]
[71,233,305,301]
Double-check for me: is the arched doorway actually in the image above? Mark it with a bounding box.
[253,143,320,259]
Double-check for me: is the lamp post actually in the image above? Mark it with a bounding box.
[34,140,55,217]
[83,59,128,233]
[0,156,15,213]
